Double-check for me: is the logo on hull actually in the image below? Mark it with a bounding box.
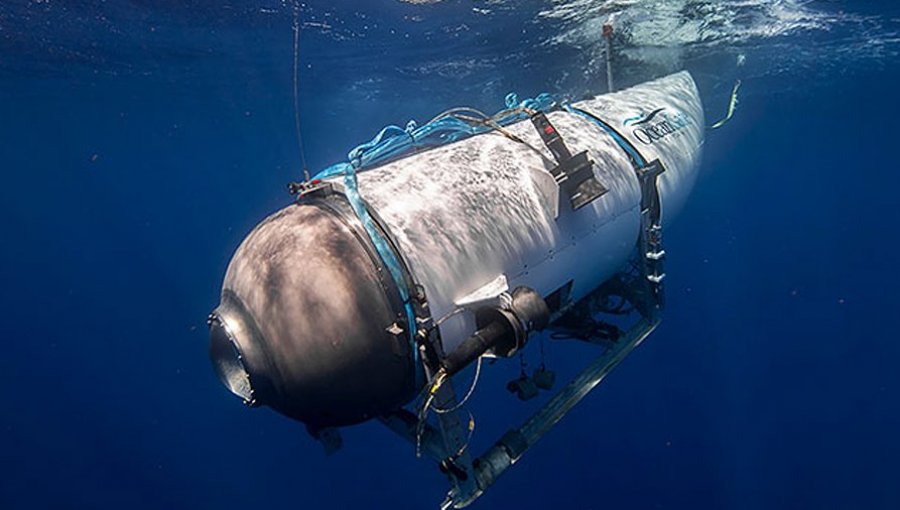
[623,108,689,145]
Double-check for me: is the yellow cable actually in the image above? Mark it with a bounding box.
[710,79,741,130]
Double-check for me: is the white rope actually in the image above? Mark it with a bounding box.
[432,356,483,415]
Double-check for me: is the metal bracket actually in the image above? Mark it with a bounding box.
[530,112,609,212]
[635,159,667,312]
[289,178,333,199]
[556,151,610,211]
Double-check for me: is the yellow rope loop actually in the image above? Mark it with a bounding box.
[710,79,742,130]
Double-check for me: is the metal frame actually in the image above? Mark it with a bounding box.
[380,148,668,507]
[382,248,664,508]
[451,315,659,508]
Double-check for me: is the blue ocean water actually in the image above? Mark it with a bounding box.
[2,1,900,508]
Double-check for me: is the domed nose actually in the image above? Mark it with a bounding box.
[208,312,253,404]
[208,293,274,407]
[208,200,420,428]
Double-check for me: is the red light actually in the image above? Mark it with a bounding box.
[544,125,555,135]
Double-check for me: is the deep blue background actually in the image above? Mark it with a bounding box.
[2,1,899,508]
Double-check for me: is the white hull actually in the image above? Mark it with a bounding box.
[355,71,705,353]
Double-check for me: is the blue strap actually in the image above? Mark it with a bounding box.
[313,92,557,181]
[563,104,647,169]
[334,162,423,384]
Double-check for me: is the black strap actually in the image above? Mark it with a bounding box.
[559,106,668,311]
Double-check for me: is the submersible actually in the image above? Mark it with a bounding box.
[209,71,704,507]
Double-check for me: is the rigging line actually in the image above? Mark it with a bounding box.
[426,106,492,125]
[414,370,446,458]
[710,79,741,130]
[432,357,483,415]
[452,411,476,458]
[292,2,310,181]
[450,113,556,166]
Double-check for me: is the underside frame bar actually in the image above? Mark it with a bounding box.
[446,316,659,508]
